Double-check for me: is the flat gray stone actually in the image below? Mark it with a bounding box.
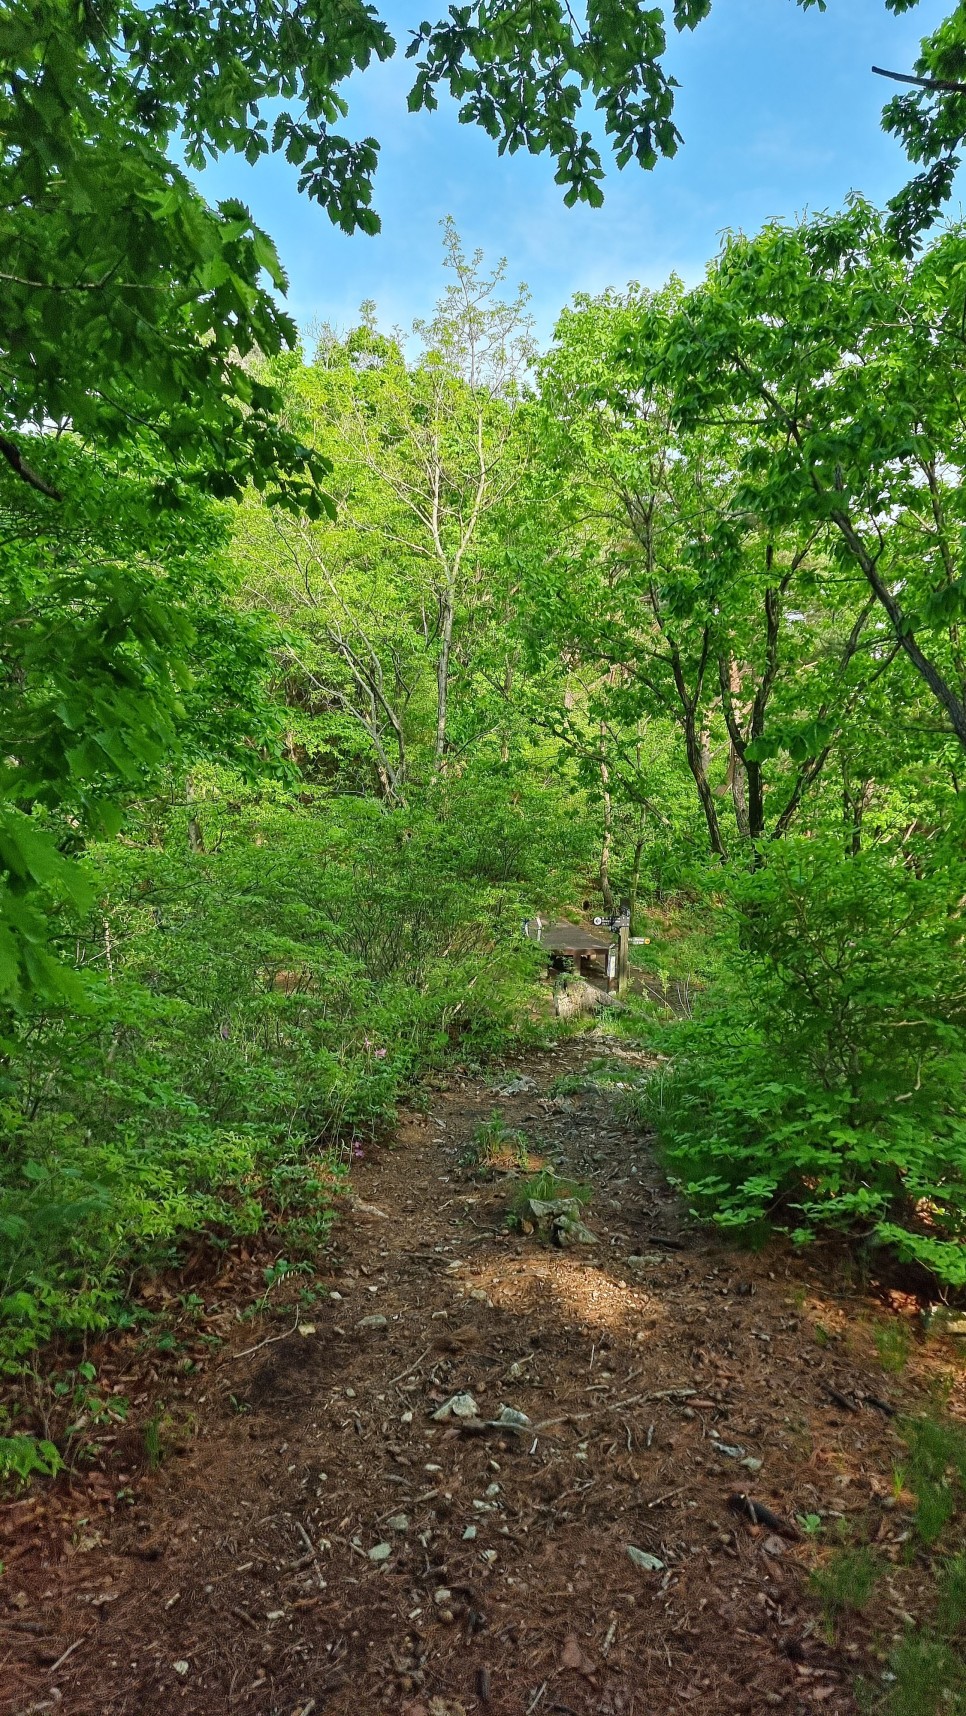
[432,1392,480,1422]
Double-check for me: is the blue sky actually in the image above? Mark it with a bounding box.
[195,0,953,347]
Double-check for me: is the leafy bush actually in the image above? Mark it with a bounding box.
[642,840,966,1285]
[0,1434,63,1487]
[0,785,560,1375]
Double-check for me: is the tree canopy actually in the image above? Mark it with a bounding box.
[3,0,955,514]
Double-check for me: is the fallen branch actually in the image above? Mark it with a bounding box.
[233,1317,301,1360]
[387,1346,432,1387]
[727,1493,799,1539]
[48,1637,86,1674]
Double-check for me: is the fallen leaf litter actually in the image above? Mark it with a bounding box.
[1,1036,962,1716]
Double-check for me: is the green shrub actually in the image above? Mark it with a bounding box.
[642,840,966,1285]
[0,787,557,1379]
[0,1435,63,1486]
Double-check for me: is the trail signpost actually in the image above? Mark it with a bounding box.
[593,901,631,995]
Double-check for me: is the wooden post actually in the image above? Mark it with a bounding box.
[617,898,630,997]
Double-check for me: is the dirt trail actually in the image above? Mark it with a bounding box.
[4,1036,939,1716]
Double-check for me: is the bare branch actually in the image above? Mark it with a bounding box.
[0,434,63,500]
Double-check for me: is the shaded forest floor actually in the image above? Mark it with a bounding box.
[4,1032,964,1716]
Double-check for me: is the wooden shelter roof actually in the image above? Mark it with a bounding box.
[524,919,614,955]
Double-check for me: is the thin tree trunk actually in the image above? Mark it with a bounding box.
[684,709,727,859]
[842,765,874,856]
[628,833,645,933]
[668,632,728,860]
[829,507,966,747]
[186,778,204,853]
[500,658,513,763]
[724,656,750,838]
[434,593,455,767]
[600,737,615,910]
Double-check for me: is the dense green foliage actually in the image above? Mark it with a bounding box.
[508,204,966,1287]
[643,842,966,1283]
[5,0,966,1525]
[0,774,587,1375]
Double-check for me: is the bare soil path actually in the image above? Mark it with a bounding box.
[3,1035,946,1716]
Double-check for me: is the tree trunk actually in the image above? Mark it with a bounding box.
[186,778,204,853]
[628,833,645,933]
[684,712,728,860]
[724,656,751,838]
[500,657,513,763]
[831,506,966,748]
[599,741,615,910]
[434,593,455,767]
[842,765,874,856]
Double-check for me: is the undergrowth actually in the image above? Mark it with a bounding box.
[635,841,966,1288]
[845,1407,966,1715]
[508,1168,592,1224]
[0,780,577,1481]
[464,1111,532,1172]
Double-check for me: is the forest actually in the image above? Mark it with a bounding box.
[3,2,966,1713]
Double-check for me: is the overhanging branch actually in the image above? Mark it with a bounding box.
[0,434,63,501]
[872,65,966,97]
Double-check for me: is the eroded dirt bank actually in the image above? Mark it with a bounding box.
[3,1035,956,1716]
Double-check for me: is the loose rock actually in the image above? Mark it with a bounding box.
[493,1405,531,1430]
[432,1392,480,1422]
